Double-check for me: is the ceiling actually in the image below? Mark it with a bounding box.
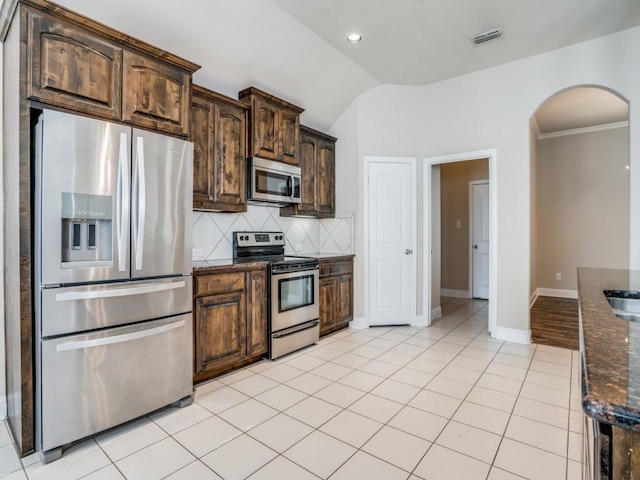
[534,88,629,134]
[15,0,640,130]
[273,0,640,86]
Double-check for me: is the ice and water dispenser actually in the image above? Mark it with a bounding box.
[61,193,112,264]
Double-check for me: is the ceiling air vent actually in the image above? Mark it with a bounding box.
[471,28,504,46]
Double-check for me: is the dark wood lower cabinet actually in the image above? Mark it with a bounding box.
[246,269,269,357]
[319,257,354,337]
[193,265,268,383]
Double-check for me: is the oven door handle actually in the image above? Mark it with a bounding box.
[272,320,319,339]
[271,264,319,275]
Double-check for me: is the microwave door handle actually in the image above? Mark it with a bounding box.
[289,175,295,199]
[117,132,129,272]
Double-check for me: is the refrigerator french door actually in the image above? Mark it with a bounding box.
[34,109,194,461]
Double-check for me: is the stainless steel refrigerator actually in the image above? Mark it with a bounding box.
[33,109,194,462]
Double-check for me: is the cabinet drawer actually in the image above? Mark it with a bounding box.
[320,260,353,277]
[195,272,245,296]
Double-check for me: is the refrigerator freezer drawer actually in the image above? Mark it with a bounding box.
[40,314,193,452]
[41,276,192,337]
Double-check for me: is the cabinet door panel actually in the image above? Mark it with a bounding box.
[194,292,246,378]
[253,98,278,160]
[214,103,246,209]
[280,109,299,165]
[319,277,337,337]
[317,140,335,216]
[246,269,268,357]
[123,51,190,136]
[27,12,122,120]
[191,96,214,206]
[298,133,318,213]
[337,273,353,326]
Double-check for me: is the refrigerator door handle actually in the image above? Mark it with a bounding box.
[55,280,187,302]
[133,136,146,271]
[55,319,186,352]
[117,132,129,272]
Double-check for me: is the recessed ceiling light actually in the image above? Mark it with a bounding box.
[346,33,363,44]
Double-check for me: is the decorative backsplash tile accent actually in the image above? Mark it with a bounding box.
[192,205,354,261]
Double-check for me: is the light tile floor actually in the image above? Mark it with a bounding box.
[0,298,583,480]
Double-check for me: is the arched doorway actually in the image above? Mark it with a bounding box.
[529,86,629,349]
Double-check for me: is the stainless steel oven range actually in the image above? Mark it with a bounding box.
[233,232,319,359]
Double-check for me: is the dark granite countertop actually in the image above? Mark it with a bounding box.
[307,253,355,261]
[192,254,353,274]
[578,267,640,430]
[192,258,268,274]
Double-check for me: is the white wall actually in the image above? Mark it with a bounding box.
[0,41,6,419]
[331,26,640,338]
[536,127,629,291]
[530,121,538,301]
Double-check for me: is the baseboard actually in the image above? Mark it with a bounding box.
[414,314,429,327]
[348,317,369,329]
[494,326,531,345]
[536,288,578,299]
[441,289,469,298]
[0,395,6,420]
[430,306,442,322]
[530,291,539,309]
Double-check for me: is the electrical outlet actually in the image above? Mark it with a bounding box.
[555,272,561,281]
[193,248,203,258]
[456,220,462,228]
[295,244,303,253]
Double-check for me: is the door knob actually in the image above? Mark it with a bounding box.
[405,249,413,255]
[473,245,478,249]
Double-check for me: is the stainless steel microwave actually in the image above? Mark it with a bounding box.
[247,157,301,205]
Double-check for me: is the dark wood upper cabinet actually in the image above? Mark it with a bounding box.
[191,85,248,212]
[122,51,191,137]
[239,87,303,166]
[317,137,336,216]
[23,0,198,137]
[27,11,123,120]
[281,125,337,218]
[298,133,318,213]
[280,108,299,165]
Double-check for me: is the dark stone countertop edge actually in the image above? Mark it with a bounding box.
[578,267,640,430]
[192,259,269,274]
[192,254,354,274]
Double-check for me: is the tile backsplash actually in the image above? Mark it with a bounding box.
[192,205,355,261]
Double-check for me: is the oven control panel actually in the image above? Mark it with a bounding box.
[234,231,285,247]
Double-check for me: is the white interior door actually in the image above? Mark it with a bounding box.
[471,182,490,299]
[368,161,415,325]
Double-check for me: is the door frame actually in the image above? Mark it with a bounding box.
[364,156,417,327]
[469,179,489,298]
[424,149,498,334]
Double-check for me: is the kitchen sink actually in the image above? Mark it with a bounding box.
[605,291,640,322]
